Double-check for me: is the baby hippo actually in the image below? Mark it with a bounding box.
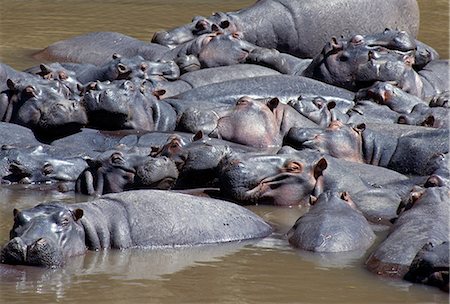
[287,191,375,252]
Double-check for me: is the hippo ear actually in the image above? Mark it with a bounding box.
[421,115,435,127]
[403,53,415,66]
[192,130,204,141]
[13,208,20,217]
[72,209,84,221]
[309,195,317,206]
[326,101,336,110]
[353,123,366,133]
[267,98,279,112]
[6,79,16,90]
[220,20,230,29]
[152,89,166,100]
[313,157,328,180]
[112,53,122,60]
[85,158,102,169]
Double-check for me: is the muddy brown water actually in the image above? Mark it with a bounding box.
[0,0,448,303]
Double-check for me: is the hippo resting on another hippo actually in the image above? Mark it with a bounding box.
[81,79,176,132]
[0,77,88,142]
[0,190,272,267]
[171,96,318,148]
[286,121,448,175]
[152,0,419,59]
[287,191,375,253]
[75,150,178,196]
[365,186,449,283]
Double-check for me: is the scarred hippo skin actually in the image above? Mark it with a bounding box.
[152,0,419,59]
[404,241,449,292]
[165,75,355,105]
[287,191,375,252]
[365,186,449,279]
[32,32,171,66]
[0,190,272,267]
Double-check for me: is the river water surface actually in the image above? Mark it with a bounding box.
[0,1,449,303]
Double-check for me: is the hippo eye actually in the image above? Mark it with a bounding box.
[42,163,54,175]
[110,152,125,165]
[140,63,148,72]
[236,98,250,106]
[284,161,303,173]
[60,217,70,227]
[351,35,364,45]
[59,71,68,80]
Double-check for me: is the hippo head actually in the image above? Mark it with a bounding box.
[75,150,178,195]
[82,79,161,131]
[218,153,327,206]
[303,31,423,95]
[1,203,85,267]
[7,79,88,138]
[214,96,283,148]
[37,63,81,95]
[197,32,255,68]
[2,145,88,186]
[299,121,366,163]
[151,12,235,48]
[151,132,231,188]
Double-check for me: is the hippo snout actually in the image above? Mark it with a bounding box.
[1,237,64,267]
[1,237,27,264]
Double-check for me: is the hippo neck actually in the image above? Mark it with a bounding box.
[73,200,133,251]
[360,129,397,167]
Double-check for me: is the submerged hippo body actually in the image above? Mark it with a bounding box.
[287,191,375,252]
[1,190,272,267]
[153,0,419,58]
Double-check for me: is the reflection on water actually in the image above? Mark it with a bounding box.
[0,0,449,303]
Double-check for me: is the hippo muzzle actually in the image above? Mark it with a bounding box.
[1,236,64,267]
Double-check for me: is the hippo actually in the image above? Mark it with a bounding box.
[287,191,375,252]
[26,54,180,85]
[404,241,449,292]
[0,77,88,142]
[75,150,178,196]
[156,64,280,99]
[151,0,419,59]
[81,79,176,132]
[150,131,263,189]
[32,32,171,66]
[165,74,355,105]
[218,147,416,223]
[365,186,449,279]
[0,145,88,189]
[171,96,318,148]
[286,121,449,175]
[0,190,272,267]
[0,122,41,147]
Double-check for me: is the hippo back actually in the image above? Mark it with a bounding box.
[78,190,272,248]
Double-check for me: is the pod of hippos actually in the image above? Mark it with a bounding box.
[0,0,448,294]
